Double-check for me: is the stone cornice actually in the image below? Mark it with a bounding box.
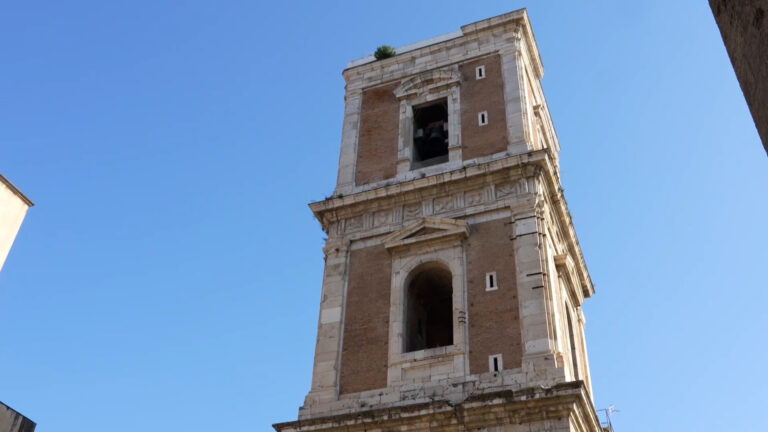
[539,161,595,298]
[309,150,593,298]
[341,9,544,87]
[273,382,601,432]
[309,151,547,224]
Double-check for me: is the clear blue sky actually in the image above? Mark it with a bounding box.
[2,1,766,431]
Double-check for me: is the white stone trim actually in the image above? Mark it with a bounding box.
[304,242,350,406]
[394,69,461,100]
[319,307,341,324]
[555,253,586,306]
[342,9,542,78]
[346,30,463,69]
[334,91,362,192]
[394,68,463,175]
[500,46,529,155]
[382,217,469,251]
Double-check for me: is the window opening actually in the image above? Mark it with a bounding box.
[475,65,486,79]
[412,99,449,169]
[489,354,503,373]
[405,264,453,352]
[485,271,498,291]
[478,111,488,126]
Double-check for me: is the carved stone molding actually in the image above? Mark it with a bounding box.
[381,217,469,251]
[393,68,461,100]
[338,177,532,236]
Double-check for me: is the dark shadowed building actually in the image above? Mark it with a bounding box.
[0,399,35,431]
[710,0,768,155]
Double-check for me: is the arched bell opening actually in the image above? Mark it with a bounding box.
[404,262,453,352]
[411,99,449,168]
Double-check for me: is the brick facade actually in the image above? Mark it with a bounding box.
[339,218,524,389]
[338,245,391,394]
[355,83,399,185]
[460,55,509,160]
[466,219,522,374]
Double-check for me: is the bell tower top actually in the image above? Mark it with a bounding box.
[276,9,603,432]
[332,9,559,197]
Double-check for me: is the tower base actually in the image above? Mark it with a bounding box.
[274,382,603,432]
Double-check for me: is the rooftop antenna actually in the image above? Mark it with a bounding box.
[597,405,619,431]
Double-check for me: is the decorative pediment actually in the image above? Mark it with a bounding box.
[382,217,469,251]
[393,68,461,100]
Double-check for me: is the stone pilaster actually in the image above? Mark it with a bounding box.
[302,241,350,414]
[334,90,362,195]
[510,194,564,386]
[500,32,530,155]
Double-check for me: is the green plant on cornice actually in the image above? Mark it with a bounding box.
[374,45,396,60]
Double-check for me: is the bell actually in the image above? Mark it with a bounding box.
[426,125,445,146]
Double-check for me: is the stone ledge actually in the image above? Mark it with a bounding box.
[274,381,601,432]
[310,150,548,221]
[342,9,543,81]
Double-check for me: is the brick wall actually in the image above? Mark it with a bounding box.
[338,245,392,394]
[466,218,522,374]
[460,55,509,160]
[355,83,400,185]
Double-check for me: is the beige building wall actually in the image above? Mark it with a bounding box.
[0,175,33,274]
[0,176,35,432]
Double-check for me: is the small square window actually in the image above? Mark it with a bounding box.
[485,271,498,291]
[478,111,488,126]
[489,354,503,373]
[475,65,486,80]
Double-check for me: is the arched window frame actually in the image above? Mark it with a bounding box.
[403,262,454,352]
[382,217,469,386]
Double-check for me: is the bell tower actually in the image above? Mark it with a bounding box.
[275,9,603,432]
